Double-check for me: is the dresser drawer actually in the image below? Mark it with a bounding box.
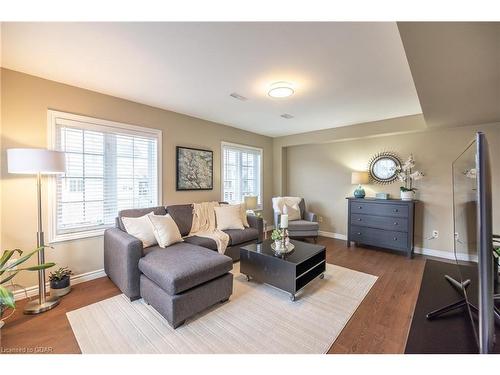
[350,225,408,251]
[351,213,408,232]
[350,201,408,218]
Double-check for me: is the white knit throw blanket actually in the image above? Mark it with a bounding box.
[188,201,230,254]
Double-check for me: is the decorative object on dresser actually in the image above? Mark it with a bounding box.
[7,148,66,314]
[396,154,425,200]
[240,239,326,301]
[176,146,213,191]
[346,197,416,257]
[368,151,402,184]
[375,192,390,199]
[351,171,369,198]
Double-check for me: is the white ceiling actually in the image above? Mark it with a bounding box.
[1,22,422,137]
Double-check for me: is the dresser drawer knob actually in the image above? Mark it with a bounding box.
[357,232,362,235]
[393,209,399,212]
[358,206,362,209]
[394,222,399,225]
[358,218,362,221]
[393,237,398,241]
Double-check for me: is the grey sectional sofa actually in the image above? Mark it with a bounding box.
[104,204,263,328]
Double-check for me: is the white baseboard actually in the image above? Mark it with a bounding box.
[318,230,347,240]
[414,247,478,262]
[12,268,106,301]
[317,231,476,262]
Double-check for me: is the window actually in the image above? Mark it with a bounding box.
[221,142,263,207]
[48,111,162,242]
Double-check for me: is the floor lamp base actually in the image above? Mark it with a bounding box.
[24,295,60,315]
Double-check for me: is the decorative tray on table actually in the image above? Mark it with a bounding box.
[271,242,295,254]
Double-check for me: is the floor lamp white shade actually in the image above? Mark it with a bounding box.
[7,148,66,174]
[7,148,66,314]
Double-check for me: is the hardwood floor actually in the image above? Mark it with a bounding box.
[0,237,426,354]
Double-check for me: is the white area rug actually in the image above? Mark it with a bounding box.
[67,263,377,353]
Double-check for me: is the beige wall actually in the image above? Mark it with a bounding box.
[285,122,500,255]
[1,68,273,287]
[272,114,428,196]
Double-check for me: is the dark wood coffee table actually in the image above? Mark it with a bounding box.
[240,239,326,301]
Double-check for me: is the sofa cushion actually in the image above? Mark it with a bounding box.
[288,220,319,231]
[148,214,183,248]
[223,227,259,246]
[183,235,218,251]
[166,204,194,236]
[215,205,245,230]
[122,212,157,248]
[138,242,232,295]
[117,206,167,231]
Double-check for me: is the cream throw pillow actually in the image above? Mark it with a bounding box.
[215,205,245,230]
[283,203,301,221]
[122,212,157,248]
[148,214,183,248]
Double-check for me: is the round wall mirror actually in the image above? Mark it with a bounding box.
[368,151,402,184]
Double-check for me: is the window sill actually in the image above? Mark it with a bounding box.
[48,228,108,244]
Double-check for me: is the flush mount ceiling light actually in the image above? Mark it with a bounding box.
[268,82,294,98]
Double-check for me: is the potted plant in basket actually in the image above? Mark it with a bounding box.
[49,267,73,297]
[396,154,424,200]
[0,247,55,329]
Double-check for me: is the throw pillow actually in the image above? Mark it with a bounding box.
[122,212,157,248]
[148,214,183,248]
[283,203,301,221]
[215,205,245,230]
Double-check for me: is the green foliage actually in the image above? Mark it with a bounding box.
[0,247,56,318]
[49,267,73,282]
[400,186,418,192]
[271,229,283,241]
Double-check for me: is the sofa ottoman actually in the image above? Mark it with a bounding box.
[138,243,233,328]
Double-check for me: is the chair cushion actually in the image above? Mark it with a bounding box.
[287,220,319,231]
[138,243,232,295]
[166,204,194,236]
[183,235,218,251]
[223,228,259,246]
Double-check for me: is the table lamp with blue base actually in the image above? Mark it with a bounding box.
[351,171,369,199]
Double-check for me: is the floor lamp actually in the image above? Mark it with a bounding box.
[7,148,66,314]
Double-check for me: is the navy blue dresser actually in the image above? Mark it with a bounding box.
[346,197,416,257]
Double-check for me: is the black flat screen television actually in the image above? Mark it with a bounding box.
[452,131,495,353]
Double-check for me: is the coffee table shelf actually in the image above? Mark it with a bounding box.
[240,239,326,301]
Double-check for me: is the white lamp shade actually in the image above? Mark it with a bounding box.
[244,195,258,210]
[7,148,66,175]
[351,171,369,185]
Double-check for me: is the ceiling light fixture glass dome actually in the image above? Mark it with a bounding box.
[268,82,294,98]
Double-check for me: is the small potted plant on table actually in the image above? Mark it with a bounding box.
[49,267,73,297]
[271,229,283,251]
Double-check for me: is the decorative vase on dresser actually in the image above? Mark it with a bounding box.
[346,197,416,258]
